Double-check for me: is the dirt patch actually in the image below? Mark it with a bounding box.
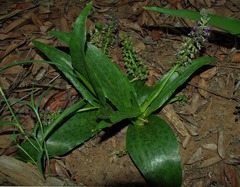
[65,127,147,186]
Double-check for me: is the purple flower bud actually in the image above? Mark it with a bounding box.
[176,9,210,66]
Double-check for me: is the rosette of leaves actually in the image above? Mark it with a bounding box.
[120,32,148,81]
[0,3,216,186]
[90,15,117,55]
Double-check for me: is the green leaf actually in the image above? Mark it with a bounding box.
[48,31,71,46]
[143,57,215,117]
[93,106,143,133]
[42,100,87,141]
[92,119,112,133]
[69,2,92,77]
[68,2,139,115]
[32,40,97,106]
[32,40,72,68]
[109,108,141,124]
[127,115,182,187]
[144,7,240,37]
[93,107,141,132]
[16,110,101,160]
[15,138,40,163]
[131,80,153,105]
[69,2,107,106]
[46,110,100,156]
[37,150,45,176]
[86,43,140,112]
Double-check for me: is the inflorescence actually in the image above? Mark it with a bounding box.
[176,9,211,66]
[120,32,148,81]
[90,15,118,56]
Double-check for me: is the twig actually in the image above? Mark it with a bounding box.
[188,82,240,102]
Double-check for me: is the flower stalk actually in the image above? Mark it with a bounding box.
[140,9,210,118]
[176,9,210,66]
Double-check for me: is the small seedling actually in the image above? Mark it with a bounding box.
[115,149,127,157]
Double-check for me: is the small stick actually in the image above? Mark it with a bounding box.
[188,82,239,102]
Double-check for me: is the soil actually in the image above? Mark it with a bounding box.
[0,0,240,186]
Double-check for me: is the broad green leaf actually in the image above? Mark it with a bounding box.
[93,107,141,132]
[69,2,107,106]
[46,110,100,156]
[109,108,141,124]
[82,52,107,108]
[48,25,106,108]
[86,43,140,112]
[15,138,40,163]
[46,32,97,97]
[131,80,153,105]
[127,115,182,187]
[32,40,72,68]
[143,57,215,117]
[144,7,240,37]
[91,119,111,134]
[15,109,101,160]
[48,31,71,46]
[69,2,92,78]
[42,100,87,141]
[32,40,97,106]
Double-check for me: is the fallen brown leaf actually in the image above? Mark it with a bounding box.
[218,129,225,159]
[187,147,203,164]
[162,104,190,137]
[15,2,34,10]
[60,17,70,32]
[198,156,222,168]
[224,166,239,187]
[0,32,21,40]
[151,30,162,41]
[198,78,210,99]
[31,14,45,29]
[0,9,23,22]
[200,67,217,80]
[2,11,34,33]
[120,19,144,35]
[0,40,26,60]
[231,53,240,63]
[0,77,10,90]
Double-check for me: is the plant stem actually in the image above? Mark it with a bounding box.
[103,26,111,54]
